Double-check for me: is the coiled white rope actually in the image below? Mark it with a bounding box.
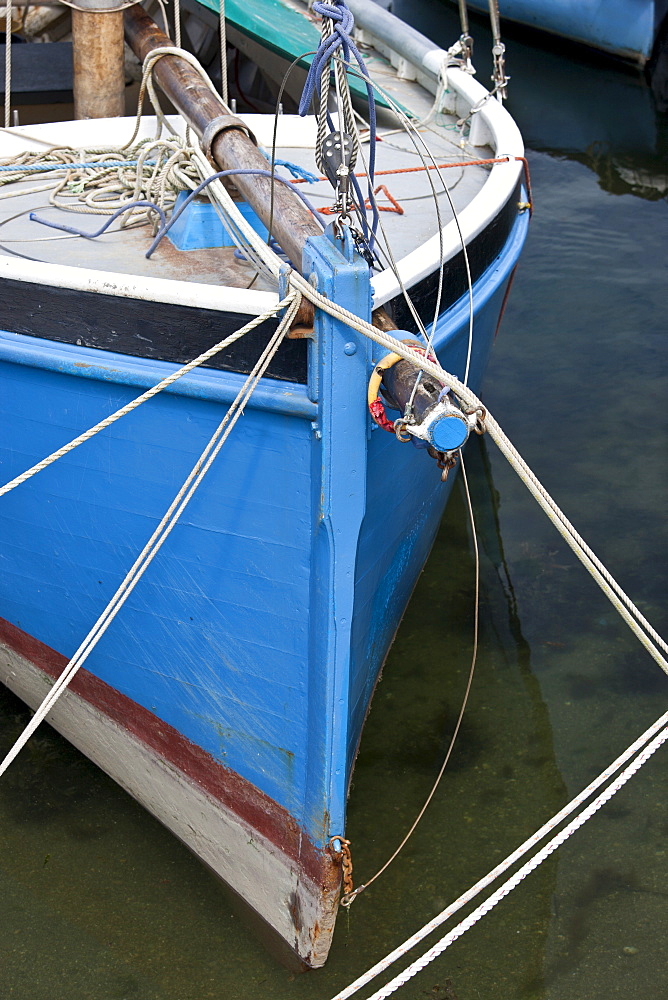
[334,708,668,1000]
[0,44,227,229]
[0,291,300,780]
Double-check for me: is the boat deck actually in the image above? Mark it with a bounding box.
[0,113,491,290]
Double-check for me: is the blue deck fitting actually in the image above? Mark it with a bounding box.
[167,191,269,250]
[429,413,470,451]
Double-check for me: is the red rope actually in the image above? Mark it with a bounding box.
[368,344,437,433]
[369,397,396,433]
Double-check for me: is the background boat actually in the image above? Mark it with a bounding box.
[448,0,668,68]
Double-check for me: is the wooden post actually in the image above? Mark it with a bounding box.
[72,9,126,120]
[123,4,322,271]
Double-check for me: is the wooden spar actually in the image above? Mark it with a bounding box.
[123,5,396,329]
[123,4,322,272]
[72,9,126,120]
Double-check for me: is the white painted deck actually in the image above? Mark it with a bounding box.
[0,111,489,289]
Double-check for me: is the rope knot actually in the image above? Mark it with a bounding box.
[299,2,357,116]
[313,0,355,39]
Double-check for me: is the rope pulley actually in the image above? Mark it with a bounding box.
[322,131,355,224]
[299,0,379,249]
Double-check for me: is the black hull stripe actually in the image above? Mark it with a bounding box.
[0,184,520,383]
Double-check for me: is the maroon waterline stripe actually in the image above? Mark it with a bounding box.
[0,616,330,886]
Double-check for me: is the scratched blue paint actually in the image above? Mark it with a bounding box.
[465,0,666,63]
[0,331,318,419]
[0,199,528,852]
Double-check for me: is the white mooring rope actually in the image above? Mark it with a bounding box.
[0,293,300,779]
[287,269,668,673]
[0,297,293,499]
[332,707,668,999]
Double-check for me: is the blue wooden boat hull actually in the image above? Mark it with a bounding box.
[465,0,668,64]
[0,182,529,967]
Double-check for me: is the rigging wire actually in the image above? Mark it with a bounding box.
[0,293,301,782]
[219,0,229,105]
[341,61,477,390]
[341,451,480,906]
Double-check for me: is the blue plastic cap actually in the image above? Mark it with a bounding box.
[430,414,469,452]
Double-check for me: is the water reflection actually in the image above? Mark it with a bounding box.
[1,6,667,998]
[393,0,668,200]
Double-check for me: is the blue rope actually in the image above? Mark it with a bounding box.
[298,0,379,243]
[29,200,168,240]
[260,151,320,184]
[28,170,322,259]
[0,160,155,172]
[299,1,366,119]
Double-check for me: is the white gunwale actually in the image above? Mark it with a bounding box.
[0,71,523,312]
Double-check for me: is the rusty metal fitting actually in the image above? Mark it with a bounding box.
[328,835,349,859]
[287,325,314,340]
[393,418,412,443]
[464,403,487,434]
[328,836,355,901]
[201,115,257,159]
[287,298,315,338]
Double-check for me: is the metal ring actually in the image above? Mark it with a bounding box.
[200,116,257,159]
[393,418,412,443]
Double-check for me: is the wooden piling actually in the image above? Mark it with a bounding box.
[72,9,126,120]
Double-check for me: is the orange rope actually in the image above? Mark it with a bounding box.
[291,155,533,212]
[319,183,404,216]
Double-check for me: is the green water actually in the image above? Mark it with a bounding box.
[1,15,667,1000]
